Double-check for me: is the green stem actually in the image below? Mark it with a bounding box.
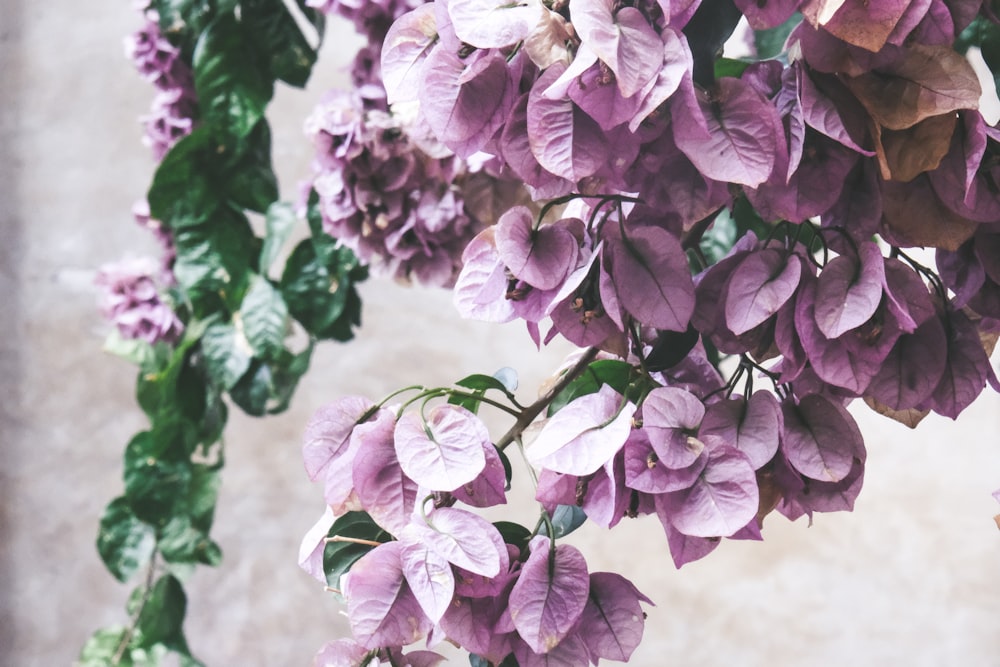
[111,552,158,665]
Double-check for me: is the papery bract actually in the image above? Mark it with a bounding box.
[496,206,580,291]
[814,241,885,339]
[508,536,590,654]
[640,386,706,469]
[404,506,506,577]
[605,222,696,332]
[381,4,438,105]
[303,396,375,481]
[527,384,636,476]
[725,249,801,335]
[928,308,991,418]
[343,541,432,648]
[866,315,947,410]
[781,393,865,483]
[661,445,759,538]
[419,46,515,157]
[527,64,611,183]
[656,500,722,567]
[299,507,336,584]
[312,638,371,667]
[570,0,663,97]
[452,227,518,323]
[353,409,417,535]
[400,541,455,624]
[576,572,652,662]
[699,391,783,470]
[394,404,489,490]
[673,76,783,187]
[448,0,544,49]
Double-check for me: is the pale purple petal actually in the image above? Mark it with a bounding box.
[400,541,455,624]
[725,249,802,335]
[661,446,759,538]
[343,541,432,648]
[508,536,590,654]
[814,241,886,339]
[303,396,375,481]
[577,572,652,662]
[405,506,506,577]
[394,404,489,490]
[698,391,782,470]
[781,393,865,483]
[352,410,417,535]
[298,506,335,584]
[527,384,636,476]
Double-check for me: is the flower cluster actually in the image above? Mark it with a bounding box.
[300,396,651,665]
[125,3,197,159]
[301,0,1000,662]
[95,256,183,345]
[305,90,495,286]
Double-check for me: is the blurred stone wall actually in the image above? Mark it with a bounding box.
[1,3,999,666]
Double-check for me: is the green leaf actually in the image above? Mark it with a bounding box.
[548,359,635,416]
[148,128,222,229]
[193,13,274,139]
[103,331,169,371]
[493,520,531,551]
[259,201,298,274]
[240,274,289,358]
[200,321,253,390]
[78,626,130,666]
[714,57,751,80]
[699,206,738,267]
[241,0,320,87]
[753,12,802,59]
[227,343,314,416]
[172,209,258,313]
[323,512,390,599]
[157,466,222,567]
[449,368,520,413]
[280,241,364,341]
[124,431,193,526]
[97,497,157,583]
[137,575,187,647]
[221,120,279,213]
[539,504,588,539]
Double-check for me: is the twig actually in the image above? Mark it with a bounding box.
[495,346,600,451]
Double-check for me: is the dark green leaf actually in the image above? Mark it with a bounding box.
[124,432,193,525]
[731,195,774,240]
[242,0,320,87]
[148,128,222,229]
[240,275,289,358]
[228,360,272,416]
[714,57,751,80]
[259,201,298,274]
[220,120,279,213]
[263,343,315,414]
[493,521,531,551]
[753,12,802,59]
[323,512,390,600]
[172,209,258,313]
[137,575,187,646]
[548,359,635,415]
[96,497,156,583]
[193,13,274,139]
[280,241,364,341]
[699,206,738,267]
[158,516,223,567]
[200,321,253,390]
[540,504,588,539]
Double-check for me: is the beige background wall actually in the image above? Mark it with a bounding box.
[2,3,1000,666]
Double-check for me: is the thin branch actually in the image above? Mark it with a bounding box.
[495,346,600,451]
[112,552,158,665]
